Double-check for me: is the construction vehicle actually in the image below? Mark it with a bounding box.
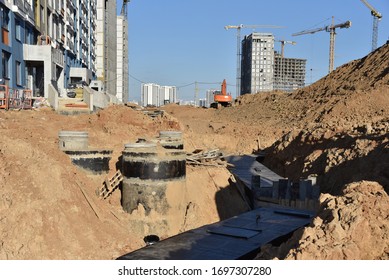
[292,16,351,73]
[210,79,232,109]
[360,0,382,51]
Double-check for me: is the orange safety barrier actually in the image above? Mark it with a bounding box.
[0,85,9,110]
[0,86,33,110]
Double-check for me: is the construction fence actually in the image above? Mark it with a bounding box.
[0,85,33,110]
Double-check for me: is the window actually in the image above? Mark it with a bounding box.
[16,61,22,85]
[1,8,10,45]
[15,19,22,41]
[2,51,10,79]
[2,8,9,29]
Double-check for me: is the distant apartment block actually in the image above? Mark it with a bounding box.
[205,89,218,107]
[160,85,177,105]
[240,32,306,94]
[141,83,177,107]
[241,33,275,94]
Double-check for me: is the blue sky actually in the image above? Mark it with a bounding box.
[118,0,389,102]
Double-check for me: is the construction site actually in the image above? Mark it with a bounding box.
[0,38,388,259]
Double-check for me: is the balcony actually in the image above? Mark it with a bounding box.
[68,41,74,51]
[67,0,76,10]
[23,43,64,68]
[47,0,53,10]
[54,0,60,11]
[12,0,26,18]
[66,13,74,27]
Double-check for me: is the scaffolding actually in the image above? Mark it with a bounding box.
[273,53,306,92]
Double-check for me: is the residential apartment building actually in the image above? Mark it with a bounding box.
[141,83,160,107]
[116,14,128,103]
[160,85,176,105]
[2,0,127,105]
[1,0,38,91]
[141,83,177,107]
[241,33,275,94]
[240,32,306,95]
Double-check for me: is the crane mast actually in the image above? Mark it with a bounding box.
[225,24,284,97]
[277,40,296,58]
[360,0,382,51]
[292,17,351,73]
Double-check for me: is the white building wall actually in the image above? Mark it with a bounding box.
[159,86,176,105]
[96,0,116,95]
[241,32,275,94]
[117,15,129,103]
[141,83,161,107]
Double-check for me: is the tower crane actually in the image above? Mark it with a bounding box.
[225,24,284,97]
[360,0,382,51]
[292,17,351,73]
[276,40,296,58]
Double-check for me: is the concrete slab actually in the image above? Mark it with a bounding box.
[226,155,284,189]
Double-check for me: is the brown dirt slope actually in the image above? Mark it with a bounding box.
[257,181,389,260]
[0,106,249,259]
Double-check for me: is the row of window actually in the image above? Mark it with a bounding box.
[2,51,22,85]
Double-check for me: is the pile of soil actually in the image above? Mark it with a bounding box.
[256,181,389,260]
[0,107,249,259]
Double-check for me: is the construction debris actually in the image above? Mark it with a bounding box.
[186,149,232,167]
[97,170,123,199]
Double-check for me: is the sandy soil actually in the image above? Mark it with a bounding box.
[0,43,388,260]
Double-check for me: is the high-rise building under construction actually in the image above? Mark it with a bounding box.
[241,33,275,94]
[240,32,306,94]
[274,53,306,92]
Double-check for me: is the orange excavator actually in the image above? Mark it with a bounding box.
[211,79,232,108]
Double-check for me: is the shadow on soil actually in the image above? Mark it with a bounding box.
[263,130,389,195]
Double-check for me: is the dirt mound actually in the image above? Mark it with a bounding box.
[257,181,389,260]
[263,118,389,195]
[0,106,249,259]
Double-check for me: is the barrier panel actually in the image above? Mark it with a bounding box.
[0,87,33,110]
[0,85,9,110]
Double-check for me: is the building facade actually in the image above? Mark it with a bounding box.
[1,0,127,103]
[273,53,306,92]
[96,0,116,96]
[141,83,177,107]
[241,32,275,94]
[160,85,176,105]
[240,32,306,95]
[116,14,128,103]
[141,83,160,107]
[1,0,35,91]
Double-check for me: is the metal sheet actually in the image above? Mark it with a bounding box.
[207,226,261,239]
[117,207,314,260]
